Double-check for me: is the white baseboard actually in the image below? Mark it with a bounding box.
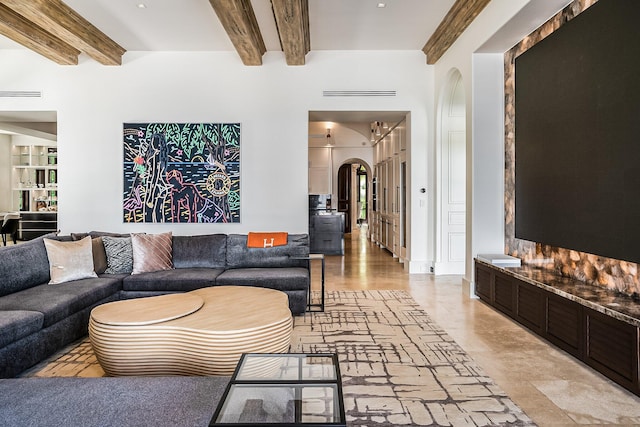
[433,261,464,275]
[408,260,431,274]
[462,277,478,298]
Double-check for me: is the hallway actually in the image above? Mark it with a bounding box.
[323,229,640,426]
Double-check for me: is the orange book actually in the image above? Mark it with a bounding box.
[247,232,288,248]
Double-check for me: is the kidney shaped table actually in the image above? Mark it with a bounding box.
[88,286,293,376]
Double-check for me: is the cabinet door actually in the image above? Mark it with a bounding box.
[545,293,584,358]
[494,273,515,315]
[585,308,639,392]
[515,281,545,334]
[475,264,492,301]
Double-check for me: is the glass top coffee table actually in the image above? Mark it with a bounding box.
[210,353,345,426]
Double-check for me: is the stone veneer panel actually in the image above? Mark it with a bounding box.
[504,0,639,295]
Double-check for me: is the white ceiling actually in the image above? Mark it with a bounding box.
[0,0,456,52]
[0,0,574,127]
[0,0,578,61]
[0,0,454,127]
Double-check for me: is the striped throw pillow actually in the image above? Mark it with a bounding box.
[131,232,173,274]
[103,236,133,274]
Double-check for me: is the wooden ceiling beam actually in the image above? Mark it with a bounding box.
[271,0,310,66]
[422,0,491,65]
[0,4,79,65]
[209,0,266,66]
[0,0,125,66]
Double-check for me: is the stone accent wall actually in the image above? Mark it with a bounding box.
[504,0,639,295]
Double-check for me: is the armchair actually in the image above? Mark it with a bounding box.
[1,213,20,245]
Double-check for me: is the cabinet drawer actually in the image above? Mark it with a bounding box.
[19,213,57,221]
[20,220,57,229]
[312,217,343,233]
[310,233,343,255]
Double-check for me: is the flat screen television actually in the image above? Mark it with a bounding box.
[514,0,640,264]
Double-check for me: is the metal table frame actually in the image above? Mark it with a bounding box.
[211,353,345,426]
[291,254,325,312]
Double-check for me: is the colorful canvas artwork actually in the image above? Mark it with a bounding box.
[123,123,240,223]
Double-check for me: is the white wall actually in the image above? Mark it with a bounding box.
[308,147,331,194]
[0,49,432,268]
[471,53,507,261]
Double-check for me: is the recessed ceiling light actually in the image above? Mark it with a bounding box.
[137,3,147,8]
[377,2,386,8]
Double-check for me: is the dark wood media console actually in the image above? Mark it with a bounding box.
[475,259,640,396]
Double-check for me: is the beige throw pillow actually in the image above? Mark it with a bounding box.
[131,232,173,274]
[44,236,98,284]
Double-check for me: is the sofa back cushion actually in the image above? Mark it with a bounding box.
[172,234,227,269]
[71,231,130,241]
[0,237,51,297]
[225,234,309,269]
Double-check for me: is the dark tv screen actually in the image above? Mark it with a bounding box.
[514,0,640,264]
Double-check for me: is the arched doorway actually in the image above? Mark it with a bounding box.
[436,69,466,274]
[337,164,351,233]
[337,160,371,235]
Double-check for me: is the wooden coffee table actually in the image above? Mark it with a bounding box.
[88,286,293,376]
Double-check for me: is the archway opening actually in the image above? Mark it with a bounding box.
[337,160,371,235]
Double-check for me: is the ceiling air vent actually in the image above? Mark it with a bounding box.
[322,90,396,97]
[0,91,42,98]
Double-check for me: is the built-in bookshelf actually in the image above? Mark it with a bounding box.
[11,142,58,239]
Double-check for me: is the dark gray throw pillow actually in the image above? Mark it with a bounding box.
[102,236,133,274]
[92,237,108,275]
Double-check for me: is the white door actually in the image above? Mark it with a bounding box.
[438,71,466,274]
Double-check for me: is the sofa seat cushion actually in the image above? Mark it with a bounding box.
[0,311,44,348]
[215,268,309,291]
[122,268,224,292]
[0,277,122,328]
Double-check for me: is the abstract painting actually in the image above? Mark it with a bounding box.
[123,123,240,223]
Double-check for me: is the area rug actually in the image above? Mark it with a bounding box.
[291,290,535,426]
[22,290,535,426]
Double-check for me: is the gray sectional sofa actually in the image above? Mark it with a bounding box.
[0,376,230,427]
[0,232,310,378]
